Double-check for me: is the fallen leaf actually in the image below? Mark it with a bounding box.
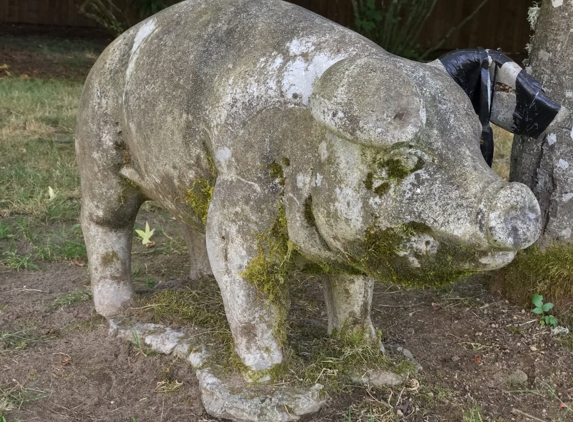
[20,74,30,79]
[474,355,482,363]
[69,260,86,267]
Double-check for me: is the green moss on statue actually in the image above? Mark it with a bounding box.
[185,151,217,225]
[268,162,285,186]
[359,222,476,288]
[363,156,424,196]
[241,203,297,346]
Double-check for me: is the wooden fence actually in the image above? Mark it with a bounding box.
[0,0,532,54]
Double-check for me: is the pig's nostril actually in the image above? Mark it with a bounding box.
[487,183,541,250]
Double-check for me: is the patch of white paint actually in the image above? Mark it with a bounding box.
[557,159,570,169]
[562,193,573,202]
[547,133,557,145]
[281,52,343,105]
[287,38,315,55]
[552,0,563,7]
[318,141,329,161]
[215,147,232,163]
[271,56,284,70]
[296,173,311,190]
[132,19,157,54]
[126,18,157,79]
[565,91,573,98]
[315,173,323,187]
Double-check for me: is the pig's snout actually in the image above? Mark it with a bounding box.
[485,183,541,250]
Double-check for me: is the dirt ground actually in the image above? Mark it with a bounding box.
[3,239,573,421]
[1,24,573,422]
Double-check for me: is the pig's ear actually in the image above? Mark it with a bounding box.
[310,57,425,148]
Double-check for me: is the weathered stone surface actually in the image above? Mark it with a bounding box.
[110,319,325,420]
[351,369,404,387]
[197,369,325,422]
[78,1,547,420]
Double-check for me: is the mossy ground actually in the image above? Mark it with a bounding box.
[491,243,573,325]
[131,276,414,392]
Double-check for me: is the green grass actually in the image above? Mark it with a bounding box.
[0,77,84,269]
[462,403,484,421]
[0,382,46,414]
[0,329,60,352]
[52,290,92,308]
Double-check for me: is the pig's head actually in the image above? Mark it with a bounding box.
[307,56,542,287]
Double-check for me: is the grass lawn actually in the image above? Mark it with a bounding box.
[0,77,86,269]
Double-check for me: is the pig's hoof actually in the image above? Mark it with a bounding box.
[93,283,134,317]
[197,368,326,422]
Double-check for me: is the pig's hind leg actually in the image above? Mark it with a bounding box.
[76,72,145,318]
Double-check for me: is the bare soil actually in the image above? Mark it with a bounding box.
[1,25,572,422]
[3,252,573,421]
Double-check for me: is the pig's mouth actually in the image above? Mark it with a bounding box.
[358,222,516,288]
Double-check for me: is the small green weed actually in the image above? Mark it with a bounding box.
[462,403,484,421]
[0,381,46,413]
[131,330,156,357]
[532,294,558,327]
[1,252,39,271]
[52,290,92,308]
[135,222,155,246]
[145,278,156,288]
[559,333,573,351]
[0,329,59,351]
[0,223,11,240]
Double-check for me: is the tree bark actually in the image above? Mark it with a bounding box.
[510,0,573,247]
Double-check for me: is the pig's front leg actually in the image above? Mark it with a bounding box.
[322,274,380,347]
[205,179,285,375]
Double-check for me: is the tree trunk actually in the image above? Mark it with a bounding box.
[510,0,573,247]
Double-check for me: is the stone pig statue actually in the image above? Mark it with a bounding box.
[76,0,547,375]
